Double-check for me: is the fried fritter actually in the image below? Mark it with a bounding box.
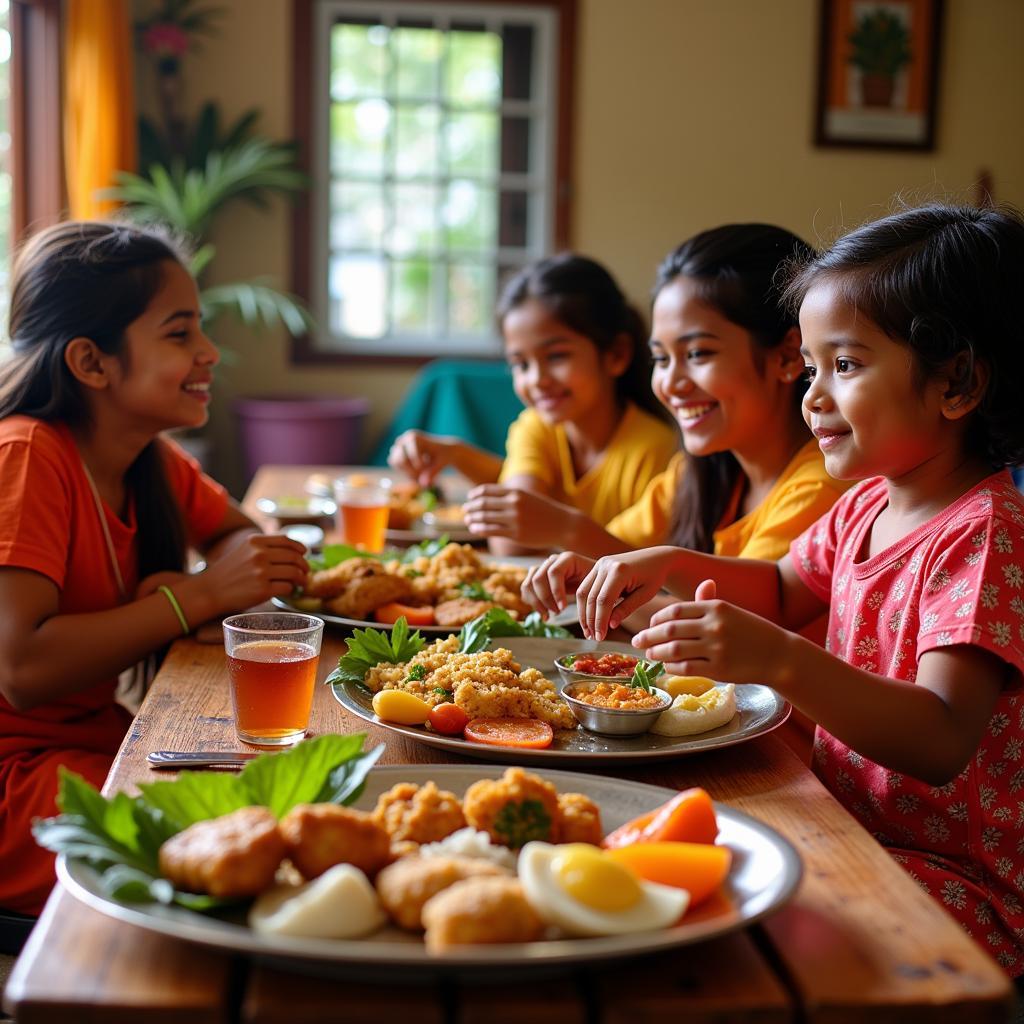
[323,564,414,620]
[158,806,285,898]
[305,557,381,599]
[422,876,544,953]
[556,792,603,845]
[433,598,500,627]
[364,636,460,702]
[373,781,466,845]
[463,768,561,848]
[375,854,506,931]
[279,804,392,880]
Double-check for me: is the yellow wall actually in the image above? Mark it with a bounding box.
[136,0,1024,490]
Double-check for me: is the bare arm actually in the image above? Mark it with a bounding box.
[0,504,309,711]
[634,590,1007,785]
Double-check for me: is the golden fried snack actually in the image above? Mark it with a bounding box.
[323,565,413,620]
[434,598,500,627]
[556,792,603,845]
[305,557,382,599]
[158,806,285,898]
[279,804,392,880]
[422,876,544,953]
[373,781,466,845]
[463,767,561,848]
[364,636,460,702]
[375,855,506,931]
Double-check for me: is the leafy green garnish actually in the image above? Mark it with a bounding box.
[404,568,424,579]
[630,659,665,693]
[325,617,426,684]
[418,488,439,513]
[458,607,572,654]
[32,735,384,910]
[459,581,493,601]
[493,799,553,848]
[407,664,427,681]
[432,687,451,698]
[307,543,382,572]
[400,534,450,562]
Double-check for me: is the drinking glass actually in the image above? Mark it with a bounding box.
[222,612,324,747]
[334,473,391,553]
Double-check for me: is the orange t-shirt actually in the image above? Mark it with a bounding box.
[0,416,228,759]
[0,416,228,914]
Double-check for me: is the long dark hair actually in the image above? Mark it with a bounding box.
[784,204,1024,469]
[1,221,191,580]
[497,253,669,422]
[660,224,815,552]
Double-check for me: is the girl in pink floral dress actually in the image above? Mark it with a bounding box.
[522,205,1024,973]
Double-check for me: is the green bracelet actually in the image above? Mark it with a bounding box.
[158,585,190,636]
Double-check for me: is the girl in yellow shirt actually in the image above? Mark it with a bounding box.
[388,254,678,554]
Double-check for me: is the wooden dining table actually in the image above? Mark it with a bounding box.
[3,465,1017,1023]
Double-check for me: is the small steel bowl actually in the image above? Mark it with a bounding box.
[559,678,672,737]
[554,653,641,689]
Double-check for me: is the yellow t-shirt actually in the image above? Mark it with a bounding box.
[498,403,679,527]
[607,439,848,559]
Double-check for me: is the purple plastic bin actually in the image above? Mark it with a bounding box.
[234,395,370,481]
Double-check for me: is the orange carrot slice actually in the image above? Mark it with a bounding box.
[601,787,718,848]
[464,718,554,749]
[374,602,436,626]
[605,842,732,907]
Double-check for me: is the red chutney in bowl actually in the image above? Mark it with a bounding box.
[568,653,639,678]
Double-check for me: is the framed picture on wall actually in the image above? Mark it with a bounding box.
[814,0,944,150]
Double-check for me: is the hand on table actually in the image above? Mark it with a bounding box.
[463,485,571,547]
[632,579,790,684]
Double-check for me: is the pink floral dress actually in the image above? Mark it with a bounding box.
[791,471,1024,973]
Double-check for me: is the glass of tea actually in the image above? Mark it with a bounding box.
[222,612,324,747]
[333,473,391,553]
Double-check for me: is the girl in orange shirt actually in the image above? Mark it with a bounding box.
[0,222,309,916]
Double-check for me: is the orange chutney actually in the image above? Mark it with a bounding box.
[567,682,664,710]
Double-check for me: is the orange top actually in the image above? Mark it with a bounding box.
[0,416,228,759]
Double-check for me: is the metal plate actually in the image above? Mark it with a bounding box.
[331,637,790,763]
[58,764,802,974]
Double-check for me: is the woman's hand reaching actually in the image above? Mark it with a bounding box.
[521,551,598,617]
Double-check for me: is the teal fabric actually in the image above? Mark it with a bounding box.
[370,359,524,466]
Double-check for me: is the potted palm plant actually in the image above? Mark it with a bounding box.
[847,8,912,108]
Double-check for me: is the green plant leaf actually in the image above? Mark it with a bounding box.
[307,543,382,572]
[630,659,665,693]
[458,607,571,654]
[326,619,426,684]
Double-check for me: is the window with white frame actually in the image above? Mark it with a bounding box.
[309,1,560,357]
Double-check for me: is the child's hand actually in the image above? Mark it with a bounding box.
[387,430,452,487]
[521,551,597,616]
[632,579,789,684]
[185,534,309,620]
[576,546,683,640]
[463,485,570,547]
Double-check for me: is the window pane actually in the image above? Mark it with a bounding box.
[331,22,389,101]
[392,259,437,334]
[499,190,528,248]
[446,30,501,107]
[391,184,438,255]
[394,103,440,178]
[501,24,534,101]
[331,100,391,176]
[448,263,494,334]
[394,26,441,98]
[330,181,385,250]
[500,116,530,174]
[444,181,496,251]
[445,111,498,177]
[329,255,387,338]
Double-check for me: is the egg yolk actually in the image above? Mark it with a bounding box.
[552,844,643,911]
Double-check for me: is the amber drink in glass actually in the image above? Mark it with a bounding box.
[223,612,324,747]
[334,473,391,553]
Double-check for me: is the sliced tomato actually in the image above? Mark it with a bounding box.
[428,702,470,736]
[374,602,435,626]
[463,717,554,749]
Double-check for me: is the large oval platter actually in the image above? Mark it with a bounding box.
[58,764,801,974]
[331,637,789,764]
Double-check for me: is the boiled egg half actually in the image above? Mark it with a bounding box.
[518,842,689,937]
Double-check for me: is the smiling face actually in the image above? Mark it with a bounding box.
[798,280,952,481]
[649,276,795,459]
[502,298,623,426]
[106,260,219,432]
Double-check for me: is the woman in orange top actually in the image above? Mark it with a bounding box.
[0,222,310,916]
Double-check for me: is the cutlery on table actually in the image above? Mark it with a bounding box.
[146,750,264,770]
